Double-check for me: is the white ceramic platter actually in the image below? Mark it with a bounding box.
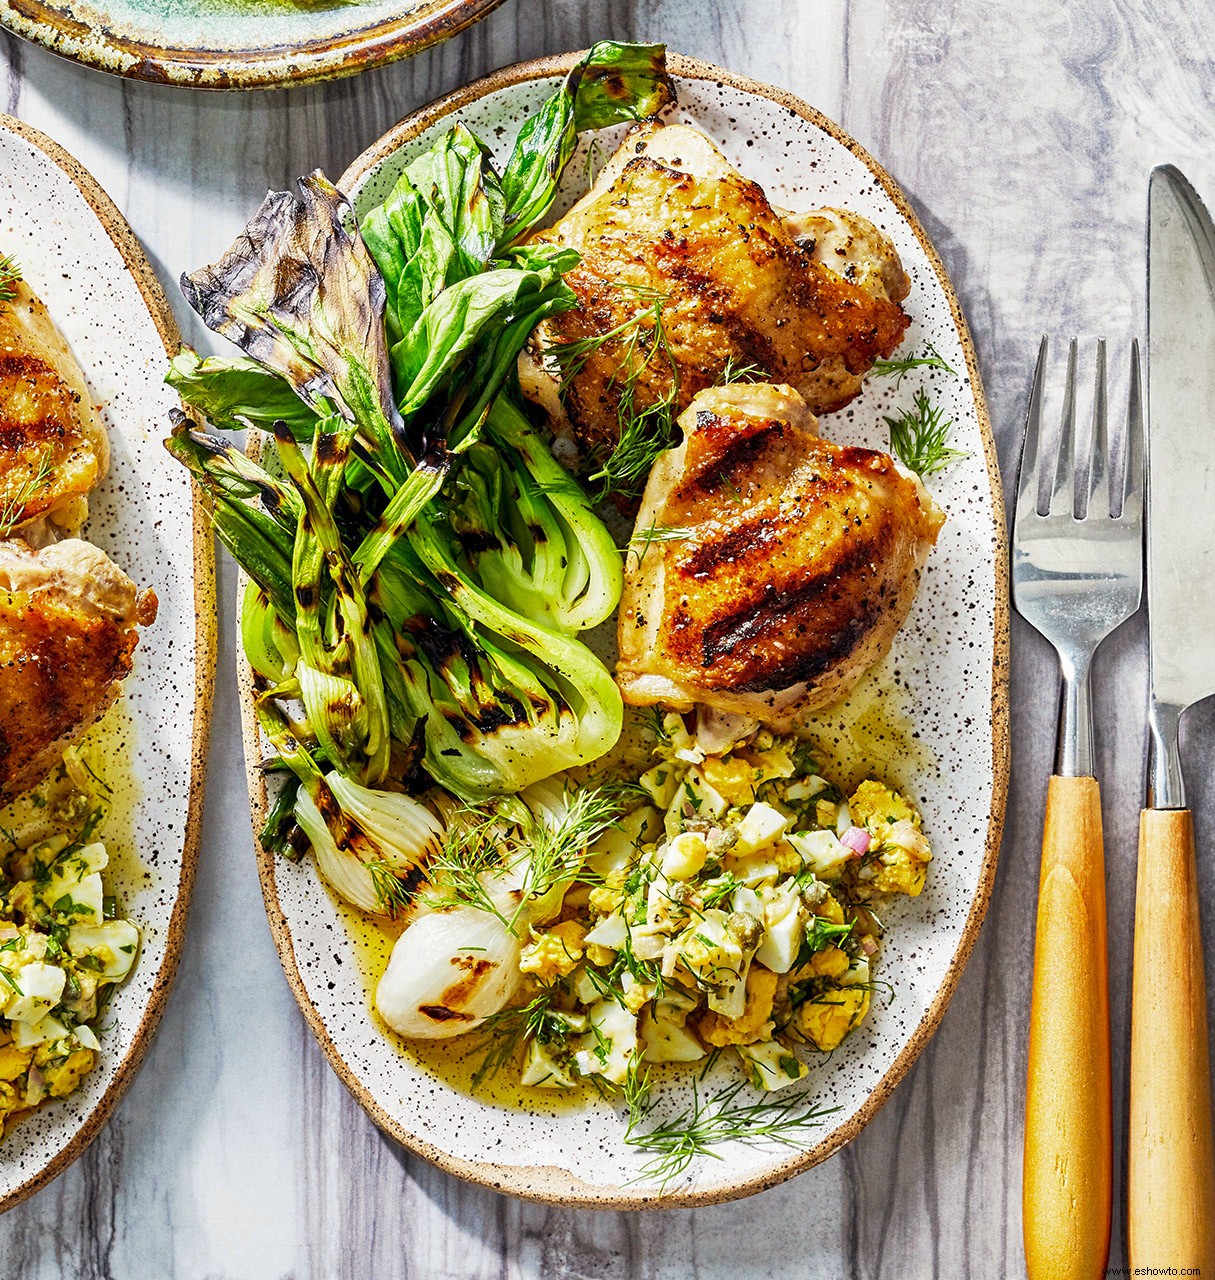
[0,116,214,1212]
[244,52,1009,1208]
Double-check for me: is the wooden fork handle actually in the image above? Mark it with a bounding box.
[1023,775,1112,1280]
[1128,808,1215,1271]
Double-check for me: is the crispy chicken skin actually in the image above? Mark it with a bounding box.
[617,384,943,727]
[0,279,109,541]
[0,539,157,801]
[521,123,910,465]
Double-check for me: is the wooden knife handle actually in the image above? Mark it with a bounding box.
[1128,808,1215,1271]
[1023,775,1111,1280]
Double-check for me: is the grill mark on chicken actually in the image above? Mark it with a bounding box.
[0,282,109,539]
[673,522,897,690]
[617,384,944,727]
[678,420,778,501]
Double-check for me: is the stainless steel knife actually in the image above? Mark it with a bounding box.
[1129,163,1215,1271]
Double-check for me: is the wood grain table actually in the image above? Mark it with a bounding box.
[2,1,1214,1275]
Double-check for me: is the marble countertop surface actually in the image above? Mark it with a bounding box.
[2,1,1214,1275]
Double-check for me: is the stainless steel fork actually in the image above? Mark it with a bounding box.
[1014,337,1144,1280]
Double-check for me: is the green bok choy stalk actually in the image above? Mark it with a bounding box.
[167,41,673,913]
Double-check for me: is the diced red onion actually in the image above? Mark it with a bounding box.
[840,826,871,856]
[861,936,879,956]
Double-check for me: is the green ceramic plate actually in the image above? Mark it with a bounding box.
[0,0,506,89]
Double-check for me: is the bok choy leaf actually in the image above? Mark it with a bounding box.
[498,41,674,246]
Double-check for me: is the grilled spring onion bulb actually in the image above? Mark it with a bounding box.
[374,781,621,1036]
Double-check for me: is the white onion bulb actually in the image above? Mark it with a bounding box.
[375,906,521,1039]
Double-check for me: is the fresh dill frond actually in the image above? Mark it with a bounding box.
[425,807,510,922]
[871,342,955,387]
[366,860,417,917]
[0,447,54,537]
[0,254,22,306]
[427,786,623,931]
[884,388,967,478]
[468,990,566,1090]
[621,1047,652,1128]
[636,705,671,743]
[701,872,741,910]
[717,355,768,385]
[517,786,623,924]
[589,388,678,501]
[624,1080,839,1190]
[550,290,681,501]
[624,522,691,568]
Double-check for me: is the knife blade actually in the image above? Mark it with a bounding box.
[1128,163,1215,1273]
[1146,164,1215,799]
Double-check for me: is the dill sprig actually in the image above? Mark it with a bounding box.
[623,522,691,569]
[718,355,769,385]
[427,786,624,931]
[551,289,681,501]
[468,990,568,1089]
[366,860,417,917]
[624,1079,840,1190]
[871,342,955,387]
[884,388,967,478]
[621,1046,652,1122]
[426,808,510,922]
[0,254,22,306]
[518,787,623,919]
[0,447,54,536]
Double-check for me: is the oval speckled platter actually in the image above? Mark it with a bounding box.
[0,116,214,1212]
[0,0,505,90]
[240,52,1009,1207]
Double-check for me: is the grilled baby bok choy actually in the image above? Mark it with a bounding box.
[166,41,673,915]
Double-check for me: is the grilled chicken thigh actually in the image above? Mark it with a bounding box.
[0,537,157,802]
[521,123,910,467]
[617,384,943,726]
[0,279,109,542]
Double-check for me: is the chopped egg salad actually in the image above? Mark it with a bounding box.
[0,756,139,1133]
[366,713,932,1102]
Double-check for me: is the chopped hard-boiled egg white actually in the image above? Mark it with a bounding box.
[433,721,930,1103]
[0,761,138,1133]
[734,802,790,856]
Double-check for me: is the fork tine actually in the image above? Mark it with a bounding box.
[1047,338,1079,516]
[1122,338,1145,520]
[1016,336,1049,523]
[1088,339,1109,516]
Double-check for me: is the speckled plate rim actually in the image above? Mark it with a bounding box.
[0,0,507,90]
[0,114,216,1215]
[241,51,1011,1209]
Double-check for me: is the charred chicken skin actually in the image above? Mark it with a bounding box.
[0,538,157,802]
[617,384,943,726]
[0,279,109,542]
[521,123,911,469]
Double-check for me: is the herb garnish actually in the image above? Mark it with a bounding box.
[0,254,21,306]
[871,342,955,387]
[468,990,567,1089]
[623,1079,839,1189]
[0,448,54,537]
[551,287,681,501]
[884,388,967,478]
[428,787,623,932]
